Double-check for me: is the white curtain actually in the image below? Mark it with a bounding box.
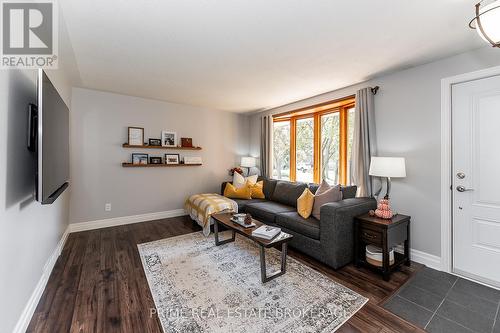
[260,115,273,178]
[350,88,377,197]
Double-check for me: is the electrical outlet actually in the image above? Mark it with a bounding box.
[105,203,112,212]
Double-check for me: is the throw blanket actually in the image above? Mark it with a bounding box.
[185,193,238,236]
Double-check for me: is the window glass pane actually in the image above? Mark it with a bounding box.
[296,118,314,183]
[272,121,290,180]
[320,113,340,184]
[346,107,355,184]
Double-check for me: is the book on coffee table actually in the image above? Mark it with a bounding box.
[252,225,281,240]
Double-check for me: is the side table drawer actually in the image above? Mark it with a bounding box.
[361,228,382,246]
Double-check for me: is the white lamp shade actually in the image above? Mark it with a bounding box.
[476,0,500,45]
[240,156,256,168]
[369,157,406,178]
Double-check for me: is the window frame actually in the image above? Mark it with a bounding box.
[272,97,355,185]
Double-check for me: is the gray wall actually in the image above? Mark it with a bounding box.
[249,46,500,257]
[0,69,72,333]
[69,88,249,224]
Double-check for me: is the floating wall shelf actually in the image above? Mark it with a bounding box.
[122,163,202,168]
[122,143,202,150]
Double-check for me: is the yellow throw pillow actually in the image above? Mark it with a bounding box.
[249,181,265,199]
[297,188,314,219]
[223,182,252,200]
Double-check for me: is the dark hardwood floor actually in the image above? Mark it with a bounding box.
[27,216,425,333]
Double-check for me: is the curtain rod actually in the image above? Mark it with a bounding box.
[371,86,380,95]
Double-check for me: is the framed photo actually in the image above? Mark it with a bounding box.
[149,156,162,164]
[128,127,144,146]
[165,153,180,165]
[161,131,177,147]
[148,138,162,146]
[181,137,193,148]
[132,153,148,165]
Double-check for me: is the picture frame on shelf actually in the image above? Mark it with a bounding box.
[128,127,144,146]
[165,153,180,165]
[181,137,193,148]
[148,138,162,146]
[149,156,162,164]
[184,156,202,164]
[132,153,148,165]
[161,131,177,147]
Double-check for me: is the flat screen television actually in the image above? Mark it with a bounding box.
[29,69,70,204]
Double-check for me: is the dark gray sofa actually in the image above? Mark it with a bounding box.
[221,178,376,269]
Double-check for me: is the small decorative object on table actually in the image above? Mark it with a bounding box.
[149,156,162,164]
[230,213,255,228]
[165,153,180,165]
[181,137,193,147]
[375,198,393,219]
[132,153,148,165]
[229,167,243,176]
[244,213,253,225]
[232,213,246,221]
[128,127,144,146]
[148,138,162,146]
[369,156,406,220]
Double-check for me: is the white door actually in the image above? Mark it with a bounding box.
[452,75,500,288]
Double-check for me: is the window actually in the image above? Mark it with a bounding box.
[346,107,355,183]
[272,97,355,185]
[320,112,340,184]
[295,117,314,182]
[272,120,290,180]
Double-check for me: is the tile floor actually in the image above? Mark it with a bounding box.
[383,267,500,333]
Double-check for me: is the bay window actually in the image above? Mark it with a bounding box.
[272,97,355,185]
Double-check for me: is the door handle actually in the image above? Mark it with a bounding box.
[456,185,474,192]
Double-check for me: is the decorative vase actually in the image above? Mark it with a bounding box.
[375,198,393,219]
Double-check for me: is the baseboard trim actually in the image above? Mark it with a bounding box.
[394,246,441,271]
[68,209,187,233]
[410,249,441,270]
[13,227,70,333]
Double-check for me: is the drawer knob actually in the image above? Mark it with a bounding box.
[363,232,375,239]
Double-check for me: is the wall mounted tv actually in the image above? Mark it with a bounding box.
[28,69,70,204]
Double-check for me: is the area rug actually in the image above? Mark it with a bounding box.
[138,231,367,333]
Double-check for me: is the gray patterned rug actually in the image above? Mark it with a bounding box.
[138,231,367,333]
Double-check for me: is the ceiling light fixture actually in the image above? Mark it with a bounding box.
[469,0,500,47]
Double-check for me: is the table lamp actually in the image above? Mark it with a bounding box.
[369,157,406,219]
[240,157,257,176]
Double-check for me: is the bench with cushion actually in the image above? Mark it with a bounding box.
[221,178,376,269]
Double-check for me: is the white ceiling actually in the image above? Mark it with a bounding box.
[60,0,483,112]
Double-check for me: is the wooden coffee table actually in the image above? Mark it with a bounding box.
[211,212,293,283]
